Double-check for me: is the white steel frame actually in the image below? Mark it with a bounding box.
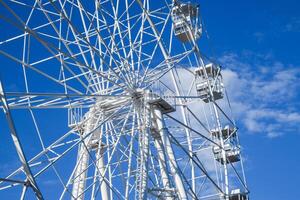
[0,0,249,199]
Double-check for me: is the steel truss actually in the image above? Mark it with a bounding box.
[0,0,249,199]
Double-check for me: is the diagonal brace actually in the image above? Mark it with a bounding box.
[0,80,44,200]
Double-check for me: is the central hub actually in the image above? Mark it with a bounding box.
[131,88,145,100]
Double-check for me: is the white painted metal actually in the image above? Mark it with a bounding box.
[0,81,44,200]
[72,109,95,199]
[0,0,249,199]
[96,147,109,200]
[171,2,202,42]
[136,90,150,200]
[153,106,187,200]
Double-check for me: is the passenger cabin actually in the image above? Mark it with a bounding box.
[195,63,219,79]
[211,125,236,139]
[229,189,248,200]
[195,63,224,102]
[213,144,240,164]
[171,2,202,42]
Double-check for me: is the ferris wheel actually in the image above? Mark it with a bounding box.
[0,0,249,199]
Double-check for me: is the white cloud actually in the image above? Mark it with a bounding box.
[150,52,299,195]
[243,109,300,138]
[161,52,300,138]
[220,52,300,138]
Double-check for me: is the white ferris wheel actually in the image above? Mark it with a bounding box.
[0,0,249,200]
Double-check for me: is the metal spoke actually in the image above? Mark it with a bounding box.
[0,1,248,199]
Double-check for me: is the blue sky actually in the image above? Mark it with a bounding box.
[0,0,299,199]
[200,0,300,199]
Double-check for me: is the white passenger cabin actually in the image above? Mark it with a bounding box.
[213,143,240,164]
[211,125,237,139]
[172,2,202,42]
[229,189,248,200]
[195,63,224,103]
